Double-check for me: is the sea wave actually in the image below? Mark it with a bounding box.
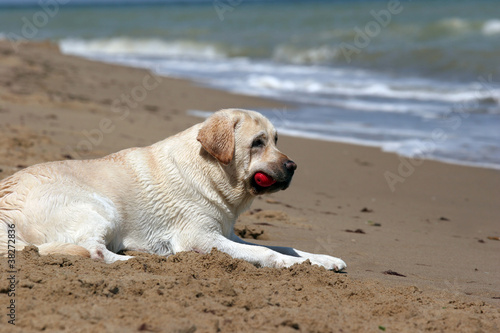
[432,18,500,37]
[273,44,339,65]
[57,35,500,118]
[59,37,227,60]
[400,17,500,39]
[482,19,500,35]
[433,17,473,34]
[244,74,499,106]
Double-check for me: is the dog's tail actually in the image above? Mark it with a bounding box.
[37,242,90,257]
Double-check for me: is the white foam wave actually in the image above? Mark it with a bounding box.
[436,18,471,31]
[482,19,500,35]
[273,44,339,65]
[326,82,485,104]
[276,128,384,148]
[327,99,446,116]
[285,122,429,138]
[381,140,500,170]
[247,75,323,93]
[244,74,489,105]
[59,37,226,60]
[277,129,500,170]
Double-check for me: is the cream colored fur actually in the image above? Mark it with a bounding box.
[0,109,346,270]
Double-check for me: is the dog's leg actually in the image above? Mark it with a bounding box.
[79,238,133,263]
[187,233,342,270]
[63,210,132,264]
[211,234,305,268]
[230,233,346,271]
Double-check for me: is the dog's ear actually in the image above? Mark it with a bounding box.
[197,112,236,165]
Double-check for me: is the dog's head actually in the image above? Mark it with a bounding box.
[197,109,297,196]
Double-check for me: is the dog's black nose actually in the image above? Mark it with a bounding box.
[284,160,297,171]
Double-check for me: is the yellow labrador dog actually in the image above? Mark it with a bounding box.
[0,109,346,271]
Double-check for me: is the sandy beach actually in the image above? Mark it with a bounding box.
[0,41,499,332]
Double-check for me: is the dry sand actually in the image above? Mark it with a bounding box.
[0,41,499,332]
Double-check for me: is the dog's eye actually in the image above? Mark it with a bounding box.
[274,135,278,144]
[252,138,265,148]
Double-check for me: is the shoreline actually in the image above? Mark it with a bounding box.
[0,41,499,331]
[63,51,500,173]
[192,108,500,172]
[194,108,500,172]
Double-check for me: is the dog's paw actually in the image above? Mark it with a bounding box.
[309,255,347,272]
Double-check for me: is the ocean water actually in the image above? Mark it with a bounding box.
[1,0,499,169]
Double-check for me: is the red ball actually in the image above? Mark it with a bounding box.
[254,172,276,187]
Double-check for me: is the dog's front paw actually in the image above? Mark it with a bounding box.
[310,255,347,272]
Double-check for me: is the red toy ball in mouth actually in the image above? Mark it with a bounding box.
[254,172,276,187]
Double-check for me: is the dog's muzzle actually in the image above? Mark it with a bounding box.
[251,159,297,195]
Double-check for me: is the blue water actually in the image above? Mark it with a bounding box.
[1,0,499,169]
